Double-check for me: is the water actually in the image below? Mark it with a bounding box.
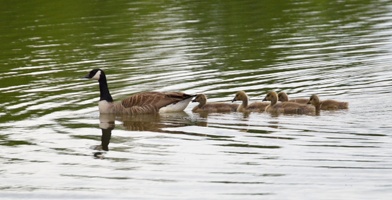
[1,0,392,199]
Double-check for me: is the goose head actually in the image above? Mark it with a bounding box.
[232,91,247,102]
[85,69,105,81]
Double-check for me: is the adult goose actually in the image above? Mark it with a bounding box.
[278,92,309,104]
[307,94,349,112]
[232,91,269,112]
[84,69,195,114]
[263,91,315,114]
[192,94,239,112]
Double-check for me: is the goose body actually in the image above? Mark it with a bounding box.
[263,91,315,114]
[85,69,194,114]
[308,94,349,112]
[192,94,238,112]
[232,91,269,112]
[278,92,309,104]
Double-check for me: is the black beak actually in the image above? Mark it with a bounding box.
[231,98,236,103]
[262,97,267,102]
[307,101,311,104]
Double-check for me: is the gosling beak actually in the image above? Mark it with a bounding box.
[262,97,267,101]
[307,101,311,104]
[231,97,237,103]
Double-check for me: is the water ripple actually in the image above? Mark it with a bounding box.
[1,1,392,199]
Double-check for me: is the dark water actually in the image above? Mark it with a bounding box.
[1,0,392,199]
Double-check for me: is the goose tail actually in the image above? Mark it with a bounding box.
[159,95,195,113]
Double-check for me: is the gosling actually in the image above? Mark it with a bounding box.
[232,91,269,112]
[278,92,309,104]
[192,94,238,112]
[263,91,315,114]
[307,94,349,112]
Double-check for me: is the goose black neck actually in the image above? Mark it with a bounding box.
[98,75,113,102]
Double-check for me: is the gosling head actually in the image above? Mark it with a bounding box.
[232,91,247,102]
[263,91,277,102]
[192,94,207,103]
[85,69,104,81]
[278,92,289,102]
[307,94,320,105]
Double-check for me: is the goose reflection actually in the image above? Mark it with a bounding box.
[98,114,115,151]
[119,113,163,131]
[92,112,196,157]
[92,114,115,159]
[119,111,193,131]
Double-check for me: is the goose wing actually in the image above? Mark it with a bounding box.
[121,92,193,109]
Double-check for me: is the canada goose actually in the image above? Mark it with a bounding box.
[232,91,269,112]
[278,92,309,104]
[308,94,349,112]
[84,69,195,114]
[263,91,315,114]
[192,94,239,112]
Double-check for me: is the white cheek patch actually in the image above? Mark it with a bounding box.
[92,70,101,80]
